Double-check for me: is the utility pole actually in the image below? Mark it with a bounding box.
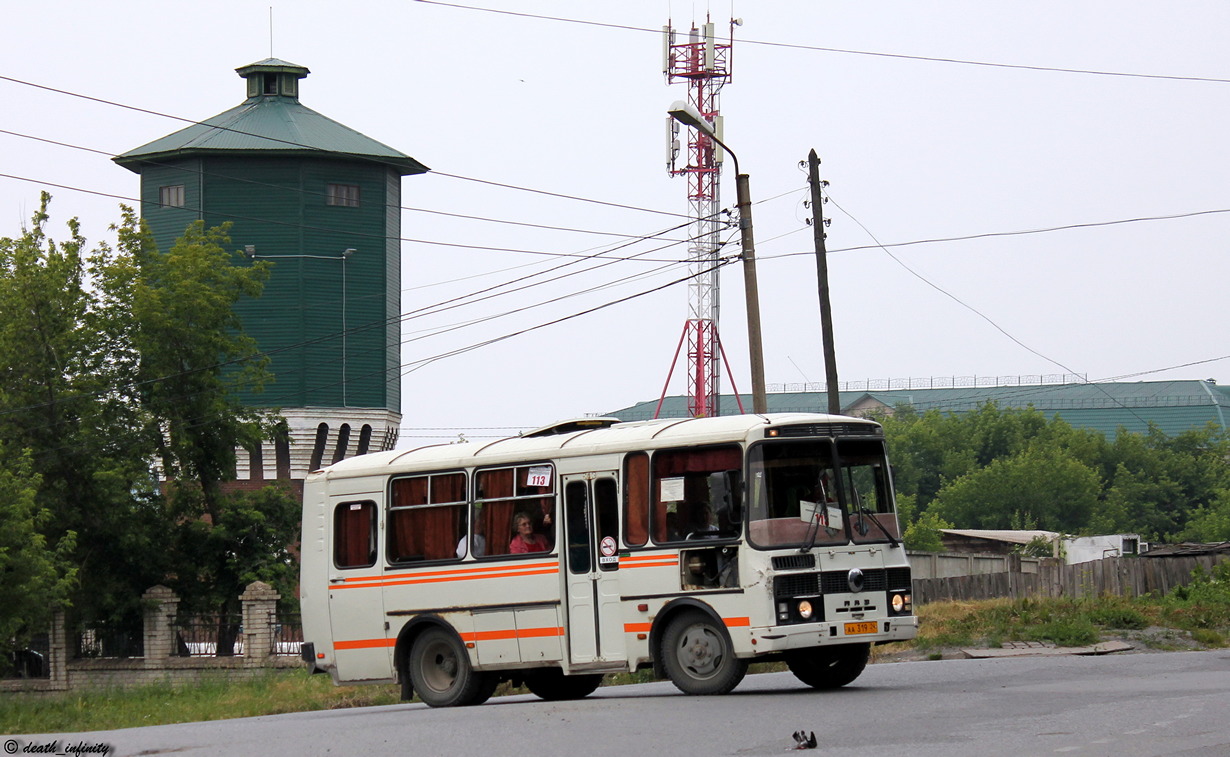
[807,149,840,415]
[736,172,768,414]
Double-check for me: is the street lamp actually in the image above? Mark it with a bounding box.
[667,101,768,414]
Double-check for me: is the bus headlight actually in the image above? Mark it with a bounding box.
[889,592,912,615]
[797,600,814,620]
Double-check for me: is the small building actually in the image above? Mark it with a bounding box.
[940,529,1060,557]
[939,529,1143,565]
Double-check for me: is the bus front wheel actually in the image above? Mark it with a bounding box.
[786,643,870,689]
[660,610,748,695]
[408,627,497,707]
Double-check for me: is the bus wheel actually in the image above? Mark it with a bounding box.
[408,627,495,707]
[787,643,870,689]
[524,669,604,701]
[660,610,748,695]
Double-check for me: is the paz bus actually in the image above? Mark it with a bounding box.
[299,413,917,707]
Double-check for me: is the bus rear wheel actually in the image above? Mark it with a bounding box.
[523,669,604,701]
[660,610,748,695]
[408,627,497,707]
[787,643,870,689]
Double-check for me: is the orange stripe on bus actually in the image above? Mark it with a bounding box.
[340,561,557,584]
[619,554,678,564]
[723,617,751,628]
[624,622,652,633]
[334,638,397,650]
[621,561,678,569]
[460,627,564,643]
[333,566,560,590]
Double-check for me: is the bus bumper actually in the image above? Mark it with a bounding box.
[750,615,918,653]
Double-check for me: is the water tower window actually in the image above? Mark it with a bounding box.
[327,183,361,208]
[263,73,278,95]
[159,185,185,208]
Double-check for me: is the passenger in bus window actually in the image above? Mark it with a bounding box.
[510,512,550,553]
[532,500,554,538]
[689,503,719,537]
[456,521,486,558]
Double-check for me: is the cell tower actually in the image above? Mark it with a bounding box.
[661,19,738,418]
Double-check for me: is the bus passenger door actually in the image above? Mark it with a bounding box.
[327,500,392,683]
[561,473,626,667]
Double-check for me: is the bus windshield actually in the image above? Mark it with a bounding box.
[746,437,900,550]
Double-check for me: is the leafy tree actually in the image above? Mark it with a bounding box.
[0,197,300,641]
[0,446,75,646]
[902,509,952,552]
[929,446,1101,532]
[0,195,161,630]
[110,212,296,618]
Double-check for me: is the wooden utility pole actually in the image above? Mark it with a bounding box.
[807,149,841,415]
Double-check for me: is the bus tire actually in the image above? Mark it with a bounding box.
[524,669,604,701]
[407,627,495,707]
[660,610,747,695]
[786,643,870,689]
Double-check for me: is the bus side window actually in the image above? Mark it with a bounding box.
[388,473,467,563]
[334,501,376,569]
[624,452,649,547]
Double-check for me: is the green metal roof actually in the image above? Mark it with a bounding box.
[609,380,1230,438]
[114,59,427,175]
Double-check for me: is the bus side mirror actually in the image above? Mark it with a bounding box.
[709,471,742,524]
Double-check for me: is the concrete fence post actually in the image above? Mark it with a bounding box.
[142,585,181,660]
[240,581,280,663]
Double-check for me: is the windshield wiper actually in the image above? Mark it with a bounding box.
[800,473,831,553]
[850,485,899,548]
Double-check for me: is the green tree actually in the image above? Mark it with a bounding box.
[0,195,163,631]
[111,212,296,617]
[0,446,75,648]
[929,446,1101,532]
[902,509,952,552]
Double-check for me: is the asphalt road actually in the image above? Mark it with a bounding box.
[10,649,1230,757]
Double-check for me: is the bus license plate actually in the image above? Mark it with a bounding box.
[844,621,878,635]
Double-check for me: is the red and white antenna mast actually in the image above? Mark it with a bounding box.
[658,18,740,418]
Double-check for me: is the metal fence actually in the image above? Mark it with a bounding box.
[1,633,50,679]
[74,621,143,659]
[274,613,303,656]
[174,614,245,657]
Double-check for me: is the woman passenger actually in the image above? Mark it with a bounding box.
[509,512,550,553]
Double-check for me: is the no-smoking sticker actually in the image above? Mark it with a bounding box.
[599,536,617,557]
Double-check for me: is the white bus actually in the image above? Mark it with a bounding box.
[299,413,917,707]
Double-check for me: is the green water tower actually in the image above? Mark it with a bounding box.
[115,59,427,485]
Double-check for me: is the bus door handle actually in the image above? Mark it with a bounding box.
[329,578,347,584]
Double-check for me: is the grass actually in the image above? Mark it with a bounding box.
[5,564,1228,735]
[895,562,1230,655]
[0,671,403,735]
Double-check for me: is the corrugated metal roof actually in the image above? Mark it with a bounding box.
[610,380,1230,438]
[941,529,1059,545]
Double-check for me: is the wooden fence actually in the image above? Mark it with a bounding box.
[912,554,1228,604]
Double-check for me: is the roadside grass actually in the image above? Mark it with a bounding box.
[897,561,1230,655]
[0,671,402,735]
[5,563,1227,735]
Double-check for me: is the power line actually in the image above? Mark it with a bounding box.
[758,207,1230,261]
[821,189,1150,426]
[411,1,1230,85]
[0,73,694,219]
[0,127,691,240]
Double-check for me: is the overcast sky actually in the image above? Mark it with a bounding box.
[3,1,1228,443]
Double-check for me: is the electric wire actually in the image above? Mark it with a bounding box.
[411,0,1230,85]
[820,188,1150,426]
